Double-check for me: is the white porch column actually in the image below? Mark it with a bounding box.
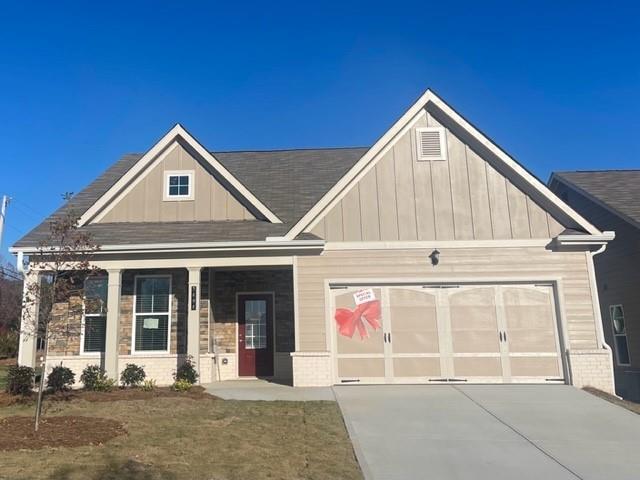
[187,267,201,377]
[18,270,40,368]
[105,269,122,380]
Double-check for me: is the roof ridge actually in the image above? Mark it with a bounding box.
[212,146,369,154]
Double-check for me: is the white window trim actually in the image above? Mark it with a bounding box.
[164,170,194,201]
[415,127,448,161]
[132,274,172,355]
[80,276,107,356]
[609,304,631,366]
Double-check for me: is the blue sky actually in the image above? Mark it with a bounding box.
[1,1,638,263]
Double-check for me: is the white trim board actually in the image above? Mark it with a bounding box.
[280,89,602,240]
[79,124,282,226]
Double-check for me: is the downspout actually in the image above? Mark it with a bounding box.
[587,243,616,394]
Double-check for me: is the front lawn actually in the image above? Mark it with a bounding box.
[0,391,362,480]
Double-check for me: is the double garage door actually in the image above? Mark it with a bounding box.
[331,283,564,384]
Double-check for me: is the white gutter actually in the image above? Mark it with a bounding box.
[587,241,617,395]
[555,231,615,247]
[10,239,325,256]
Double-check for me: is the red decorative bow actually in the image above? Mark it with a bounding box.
[335,300,381,340]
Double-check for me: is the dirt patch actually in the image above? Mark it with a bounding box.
[584,387,640,414]
[0,358,17,366]
[0,416,126,451]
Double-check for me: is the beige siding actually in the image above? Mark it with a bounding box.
[296,247,598,352]
[98,143,255,223]
[309,108,566,241]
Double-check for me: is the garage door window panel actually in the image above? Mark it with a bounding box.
[389,288,439,354]
[449,288,501,354]
[503,288,558,353]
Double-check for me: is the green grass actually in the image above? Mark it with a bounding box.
[0,393,362,480]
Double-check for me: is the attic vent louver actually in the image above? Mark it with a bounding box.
[416,127,447,161]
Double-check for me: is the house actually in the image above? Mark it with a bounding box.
[550,171,640,400]
[12,90,616,392]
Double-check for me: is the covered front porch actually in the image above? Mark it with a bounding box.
[19,253,300,387]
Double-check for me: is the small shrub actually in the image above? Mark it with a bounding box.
[93,377,116,392]
[46,365,75,392]
[172,379,192,392]
[120,363,146,387]
[6,365,34,396]
[173,356,199,385]
[0,331,19,359]
[80,365,114,391]
[80,365,103,390]
[141,379,156,392]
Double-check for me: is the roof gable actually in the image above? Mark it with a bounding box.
[310,109,567,241]
[95,141,256,223]
[281,89,602,240]
[79,124,282,226]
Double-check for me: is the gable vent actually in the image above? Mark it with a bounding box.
[416,127,447,161]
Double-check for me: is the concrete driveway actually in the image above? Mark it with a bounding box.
[334,385,640,480]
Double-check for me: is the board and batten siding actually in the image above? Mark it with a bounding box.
[98,143,255,223]
[296,247,598,352]
[310,109,565,241]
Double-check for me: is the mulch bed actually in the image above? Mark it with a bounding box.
[0,416,126,450]
[0,386,216,407]
[583,386,640,415]
[0,392,34,408]
[49,385,216,402]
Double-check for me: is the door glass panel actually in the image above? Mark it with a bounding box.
[388,288,438,354]
[335,288,384,355]
[503,287,556,353]
[449,287,500,354]
[244,300,267,350]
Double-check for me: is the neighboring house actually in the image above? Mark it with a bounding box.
[550,171,640,400]
[12,90,616,392]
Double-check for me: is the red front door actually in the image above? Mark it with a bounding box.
[238,294,274,377]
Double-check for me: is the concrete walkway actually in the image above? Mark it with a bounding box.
[204,380,334,401]
[334,385,640,480]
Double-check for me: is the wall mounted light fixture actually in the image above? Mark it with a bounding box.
[429,249,440,266]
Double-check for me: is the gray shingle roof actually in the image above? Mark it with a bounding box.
[553,170,640,228]
[14,148,367,248]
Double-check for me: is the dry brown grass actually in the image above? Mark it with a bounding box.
[583,386,640,415]
[0,393,362,480]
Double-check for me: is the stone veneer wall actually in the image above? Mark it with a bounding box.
[209,269,294,355]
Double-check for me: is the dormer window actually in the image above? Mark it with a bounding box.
[164,170,194,201]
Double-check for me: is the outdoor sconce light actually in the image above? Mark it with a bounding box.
[429,249,440,266]
[222,358,229,365]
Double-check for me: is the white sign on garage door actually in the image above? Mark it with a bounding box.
[330,283,564,385]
